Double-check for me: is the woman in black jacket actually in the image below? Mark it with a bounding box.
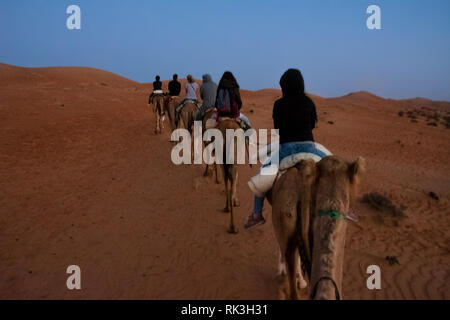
[273,69,317,144]
[245,68,328,229]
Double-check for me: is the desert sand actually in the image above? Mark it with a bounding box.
[0,63,449,299]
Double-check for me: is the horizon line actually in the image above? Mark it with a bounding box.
[1,62,449,103]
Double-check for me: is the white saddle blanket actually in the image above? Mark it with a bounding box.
[248,143,332,198]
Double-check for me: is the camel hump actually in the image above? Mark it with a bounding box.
[294,158,316,176]
[169,96,181,102]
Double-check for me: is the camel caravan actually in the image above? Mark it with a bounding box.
[148,69,366,300]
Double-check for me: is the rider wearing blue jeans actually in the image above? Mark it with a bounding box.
[245,68,319,229]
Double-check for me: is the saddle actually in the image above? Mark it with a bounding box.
[149,91,166,104]
[248,143,332,198]
[205,114,251,131]
[176,99,199,113]
[167,95,179,101]
[165,95,180,107]
[183,99,199,106]
[219,117,250,130]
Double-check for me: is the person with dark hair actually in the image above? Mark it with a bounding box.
[214,71,250,128]
[148,75,164,104]
[165,74,182,111]
[153,75,162,91]
[215,71,241,118]
[273,69,317,143]
[168,74,181,96]
[245,68,331,229]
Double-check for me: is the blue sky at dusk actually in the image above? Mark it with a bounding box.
[0,0,449,100]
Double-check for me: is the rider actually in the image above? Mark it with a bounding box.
[244,68,319,229]
[165,74,181,108]
[149,75,163,104]
[195,74,218,121]
[177,75,199,112]
[168,74,181,96]
[153,75,162,91]
[215,71,251,128]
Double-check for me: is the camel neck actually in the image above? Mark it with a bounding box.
[310,218,347,300]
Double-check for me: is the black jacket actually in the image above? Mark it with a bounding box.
[153,80,162,91]
[273,69,317,144]
[168,80,181,96]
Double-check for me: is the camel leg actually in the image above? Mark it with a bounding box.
[157,116,161,134]
[202,141,210,178]
[278,250,287,277]
[171,106,177,131]
[285,242,300,300]
[202,144,216,179]
[277,249,289,300]
[159,112,162,134]
[214,163,221,184]
[232,171,240,207]
[223,166,230,212]
[295,251,307,289]
[159,101,164,134]
[276,241,301,299]
[203,164,210,177]
[190,130,194,164]
[209,150,221,183]
[278,249,305,289]
[168,102,176,131]
[154,112,159,134]
[203,163,217,181]
[227,166,238,234]
[273,200,300,299]
[157,103,160,134]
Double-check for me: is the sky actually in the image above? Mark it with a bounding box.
[0,0,449,100]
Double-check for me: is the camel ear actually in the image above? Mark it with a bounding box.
[348,156,365,184]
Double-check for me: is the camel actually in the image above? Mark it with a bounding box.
[202,108,220,184]
[150,93,166,134]
[216,119,242,234]
[166,96,181,132]
[269,155,365,300]
[268,159,316,300]
[178,101,198,135]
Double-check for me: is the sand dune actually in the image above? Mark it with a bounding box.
[0,63,449,299]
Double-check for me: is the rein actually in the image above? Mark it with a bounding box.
[318,210,347,220]
[318,209,357,222]
[310,276,341,300]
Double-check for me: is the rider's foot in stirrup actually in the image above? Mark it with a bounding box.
[244,212,265,229]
